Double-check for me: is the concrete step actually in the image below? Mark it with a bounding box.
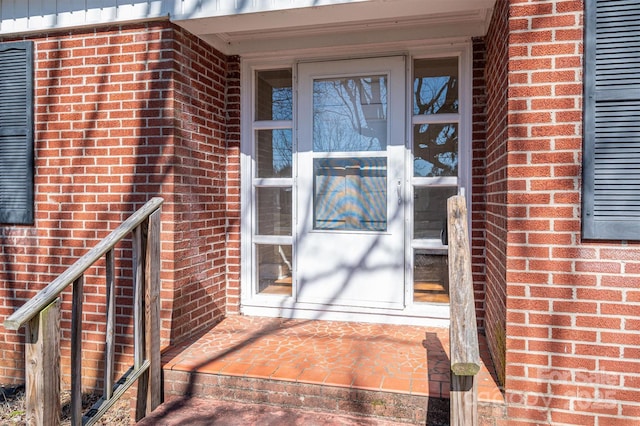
[157,316,506,424]
[162,370,445,424]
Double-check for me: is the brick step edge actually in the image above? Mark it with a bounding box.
[163,370,506,425]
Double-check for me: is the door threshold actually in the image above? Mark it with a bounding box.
[241,303,450,327]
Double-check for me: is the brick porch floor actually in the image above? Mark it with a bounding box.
[159,315,504,423]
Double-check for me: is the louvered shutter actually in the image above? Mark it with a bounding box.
[0,41,34,224]
[583,0,640,240]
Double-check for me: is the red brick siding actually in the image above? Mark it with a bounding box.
[224,56,241,314]
[164,26,231,342]
[472,37,488,331]
[482,0,640,423]
[483,0,510,387]
[0,22,234,389]
[505,0,585,422]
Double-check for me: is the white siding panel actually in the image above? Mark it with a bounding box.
[0,0,29,33]
[0,0,170,34]
[56,0,88,28]
[23,0,56,28]
[86,0,110,23]
[173,0,367,20]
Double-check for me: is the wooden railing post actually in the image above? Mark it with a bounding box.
[4,197,164,425]
[136,208,162,420]
[104,249,116,400]
[146,209,162,413]
[448,195,480,426]
[25,298,60,426]
[71,276,84,426]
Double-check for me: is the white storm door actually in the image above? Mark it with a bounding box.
[296,56,406,309]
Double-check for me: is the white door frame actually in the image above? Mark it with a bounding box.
[295,56,406,310]
[239,40,472,326]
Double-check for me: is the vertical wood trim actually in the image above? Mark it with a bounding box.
[132,225,144,369]
[104,249,116,399]
[71,276,84,426]
[447,195,480,374]
[135,221,148,422]
[447,195,479,426]
[450,374,478,426]
[146,209,162,412]
[25,299,60,426]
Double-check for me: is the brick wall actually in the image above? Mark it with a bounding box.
[162,26,234,343]
[224,57,242,314]
[0,22,235,389]
[482,0,640,423]
[472,37,488,332]
[483,0,510,387]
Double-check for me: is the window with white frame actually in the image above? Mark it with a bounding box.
[252,69,294,296]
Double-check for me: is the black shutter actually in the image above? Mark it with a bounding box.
[583,0,640,240]
[0,41,34,225]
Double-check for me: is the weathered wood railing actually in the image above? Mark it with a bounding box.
[4,197,164,426]
[447,195,481,426]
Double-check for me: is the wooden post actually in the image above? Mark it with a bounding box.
[1,198,164,425]
[135,221,148,421]
[136,208,162,420]
[146,209,162,413]
[25,299,60,426]
[104,249,116,399]
[447,195,480,426]
[71,276,84,426]
[133,225,144,370]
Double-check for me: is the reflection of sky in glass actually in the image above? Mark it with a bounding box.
[272,129,292,174]
[313,76,387,152]
[413,57,458,115]
[256,69,292,121]
[413,76,458,115]
[413,124,458,177]
[257,129,292,178]
[272,87,293,121]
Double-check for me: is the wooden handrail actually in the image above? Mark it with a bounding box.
[447,195,480,426]
[3,197,164,426]
[4,197,164,331]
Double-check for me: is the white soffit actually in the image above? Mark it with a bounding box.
[172,0,495,55]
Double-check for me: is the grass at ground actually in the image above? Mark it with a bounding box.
[0,385,133,425]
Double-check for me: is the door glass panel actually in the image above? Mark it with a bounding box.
[414,186,458,240]
[413,123,458,177]
[256,187,292,236]
[313,158,387,231]
[256,244,292,296]
[313,76,387,152]
[413,250,449,303]
[256,69,293,121]
[413,57,458,115]
[256,129,292,178]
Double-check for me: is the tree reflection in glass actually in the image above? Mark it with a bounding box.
[256,69,293,121]
[413,57,458,115]
[413,123,458,177]
[412,58,459,178]
[312,76,387,152]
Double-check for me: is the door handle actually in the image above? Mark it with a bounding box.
[396,179,402,205]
